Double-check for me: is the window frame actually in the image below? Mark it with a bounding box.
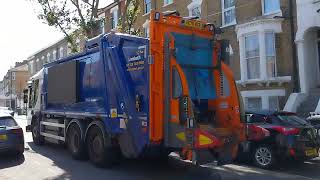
[265,31,277,78]
[262,0,281,16]
[221,0,236,27]
[244,33,260,80]
[144,0,151,14]
[12,72,15,81]
[245,97,262,111]
[163,0,173,6]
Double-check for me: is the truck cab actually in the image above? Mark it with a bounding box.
[25,69,43,132]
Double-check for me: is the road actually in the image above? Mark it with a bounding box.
[0,115,320,180]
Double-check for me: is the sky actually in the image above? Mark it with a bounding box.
[0,0,113,80]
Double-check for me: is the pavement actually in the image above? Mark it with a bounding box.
[0,115,319,180]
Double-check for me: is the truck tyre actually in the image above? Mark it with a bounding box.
[31,117,44,145]
[66,123,86,160]
[253,145,275,169]
[86,125,117,168]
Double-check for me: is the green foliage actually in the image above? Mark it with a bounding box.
[118,0,141,36]
[33,0,100,53]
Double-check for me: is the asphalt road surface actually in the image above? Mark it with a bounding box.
[0,115,320,180]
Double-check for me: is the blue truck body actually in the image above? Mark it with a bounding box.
[42,33,150,155]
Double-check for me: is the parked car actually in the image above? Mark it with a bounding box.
[0,112,24,155]
[237,110,319,169]
[0,106,14,116]
[306,114,320,137]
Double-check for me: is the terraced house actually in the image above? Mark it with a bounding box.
[99,0,300,112]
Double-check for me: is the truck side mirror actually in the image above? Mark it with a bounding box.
[23,89,28,103]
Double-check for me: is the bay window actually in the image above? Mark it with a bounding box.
[245,34,260,79]
[222,0,236,26]
[265,32,276,77]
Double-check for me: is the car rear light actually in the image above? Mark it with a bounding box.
[11,128,23,136]
[289,148,296,157]
[272,126,300,135]
[247,125,270,141]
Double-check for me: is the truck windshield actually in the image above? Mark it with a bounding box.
[172,33,216,100]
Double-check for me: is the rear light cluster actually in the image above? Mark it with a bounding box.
[11,128,23,136]
[271,126,300,135]
[247,125,270,141]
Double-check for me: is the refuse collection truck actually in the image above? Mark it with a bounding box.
[25,11,245,167]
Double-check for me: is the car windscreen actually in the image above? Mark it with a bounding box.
[276,114,308,126]
[0,117,17,127]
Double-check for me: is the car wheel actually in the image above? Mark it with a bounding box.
[67,123,86,160]
[86,125,118,168]
[253,145,275,169]
[31,118,44,145]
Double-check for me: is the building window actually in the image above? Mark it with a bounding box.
[52,50,57,61]
[265,32,276,77]
[188,0,202,17]
[263,0,280,15]
[164,0,173,6]
[99,18,105,34]
[12,72,16,81]
[245,34,260,79]
[47,53,51,63]
[269,96,279,110]
[245,97,262,111]
[144,26,150,38]
[111,6,118,30]
[145,0,151,14]
[59,47,64,58]
[143,20,150,38]
[222,0,236,26]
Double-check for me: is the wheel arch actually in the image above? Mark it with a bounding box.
[66,119,87,141]
[85,120,108,145]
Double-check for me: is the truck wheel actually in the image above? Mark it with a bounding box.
[86,125,117,168]
[67,123,86,160]
[253,145,275,169]
[32,118,44,145]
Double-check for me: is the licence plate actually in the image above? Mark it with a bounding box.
[305,148,318,157]
[0,134,7,141]
[182,20,204,30]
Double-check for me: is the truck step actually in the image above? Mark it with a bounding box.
[41,121,65,128]
[40,132,65,141]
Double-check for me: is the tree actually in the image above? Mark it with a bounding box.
[118,0,141,36]
[33,0,101,53]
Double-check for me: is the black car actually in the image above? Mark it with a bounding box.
[237,110,320,169]
[306,115,320,137]
[0,113,24,155]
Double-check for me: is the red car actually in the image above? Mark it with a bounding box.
[237,110,320,169]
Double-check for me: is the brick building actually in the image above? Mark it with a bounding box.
[27,38,69,77]
[99,0,297,112]
[2,61,29,110]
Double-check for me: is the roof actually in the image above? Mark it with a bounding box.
[246,109,295,116]
[0,112,12,118]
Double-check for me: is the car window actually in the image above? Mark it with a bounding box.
[0,117,17,127]
[277,114,308,126]
[266,115,282,125]
[249,114,266,123]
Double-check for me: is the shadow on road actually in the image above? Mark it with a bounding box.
[0,153,25,169]
[275,158,320,179]
[27,142,223,180]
